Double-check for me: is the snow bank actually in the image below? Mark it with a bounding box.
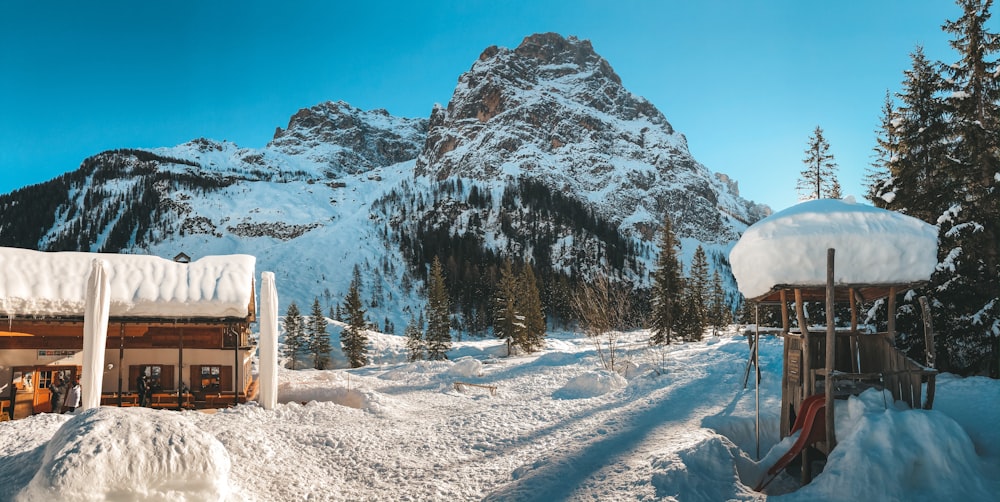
[276,368,384,413]
[772,389,992,501]
[16,407,231,501]
[553,370,626,399]
[0,247,255,318]
[650,435,759,501]
[729,199,938,300]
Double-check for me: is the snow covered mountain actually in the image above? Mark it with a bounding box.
[0,33,768,334]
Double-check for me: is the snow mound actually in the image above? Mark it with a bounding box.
[729,199,938,300]
[16,407,231,502]
[553,370,626,399]
[778,392,991,501]
[445,357,484,378]
[650,435,759,501]
[277,369,384,413]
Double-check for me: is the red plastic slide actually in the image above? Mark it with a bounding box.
[755,394,827,491]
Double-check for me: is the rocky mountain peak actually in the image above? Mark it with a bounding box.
[269,100,428,177]
[412,32,766,243]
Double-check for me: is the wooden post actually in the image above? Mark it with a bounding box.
[779,290,790,437]
[849,288,858,332]
[794,287,812,485]
[117,323,125,407]
[794,289,811,398]
[780,290,790,334]
[887,286,897,339]
[918,296,936,368]
[825,249,837,452]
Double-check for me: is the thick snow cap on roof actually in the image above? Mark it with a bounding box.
[0,247,255,318]
[729,198,938,301]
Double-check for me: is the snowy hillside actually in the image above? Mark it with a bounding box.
[2,327,997,501]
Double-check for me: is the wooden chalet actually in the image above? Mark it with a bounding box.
[730,199,940,486]
[1,248,259,420]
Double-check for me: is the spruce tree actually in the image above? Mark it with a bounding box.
[493,259,522,356]
[934,0,1000,371]
[405,313,425,362]
[307,297,332,369]
[866,90,898,205]
[341,266,368,368]
[686,246,710,341]
[282,301,306,369]
[650,213,683,345]
[708,269,730,337]
[797,126,839,200]
[425,257,452,360]
[518,263,546,353]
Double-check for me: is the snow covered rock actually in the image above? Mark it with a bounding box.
[17,407,232,502]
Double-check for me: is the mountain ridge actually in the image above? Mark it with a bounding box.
[0,32,768,334]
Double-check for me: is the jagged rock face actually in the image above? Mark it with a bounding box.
[416,33,762,243]
[270,100,428,177]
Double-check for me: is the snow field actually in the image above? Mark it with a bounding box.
[2,328,999,501]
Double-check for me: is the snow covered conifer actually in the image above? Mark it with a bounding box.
[405,313,425,362]
[797,126,839,200]
[425,257,452,360]
[932,0,1000,371]
[282,301,306,369]
[650,213,683,345]
[493,259,522,356]
[341,266,368,368]
[684,246,710,341]
[708,269,730,337]
[307,297,332,369]
[518,263,546,353]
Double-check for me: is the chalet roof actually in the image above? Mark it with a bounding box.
[729,198,938,302]
[0,247,255,320]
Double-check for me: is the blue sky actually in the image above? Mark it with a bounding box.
[1,1,992,211]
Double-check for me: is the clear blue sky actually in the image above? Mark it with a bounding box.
[1,1,991,211]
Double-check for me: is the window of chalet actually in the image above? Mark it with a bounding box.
[189,365,233,393]
[129,365,174,392]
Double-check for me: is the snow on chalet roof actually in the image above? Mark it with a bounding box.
[729,198,938,301]
[0,247,255,319]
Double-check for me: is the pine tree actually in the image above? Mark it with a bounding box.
[405,313,425,362]
[282,301,306,369]
[518,263,547,353]
[307,297,332,369]
[866,90,898,205]
[877,47,952,221]
[425,256,452,360]
[933,0,1000,371]
[341,266,368,368]
[685,246,710,341]
[708,269,730,337]
[493,259,522,356]
[650,213,683,345]
[797,126,839,200]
